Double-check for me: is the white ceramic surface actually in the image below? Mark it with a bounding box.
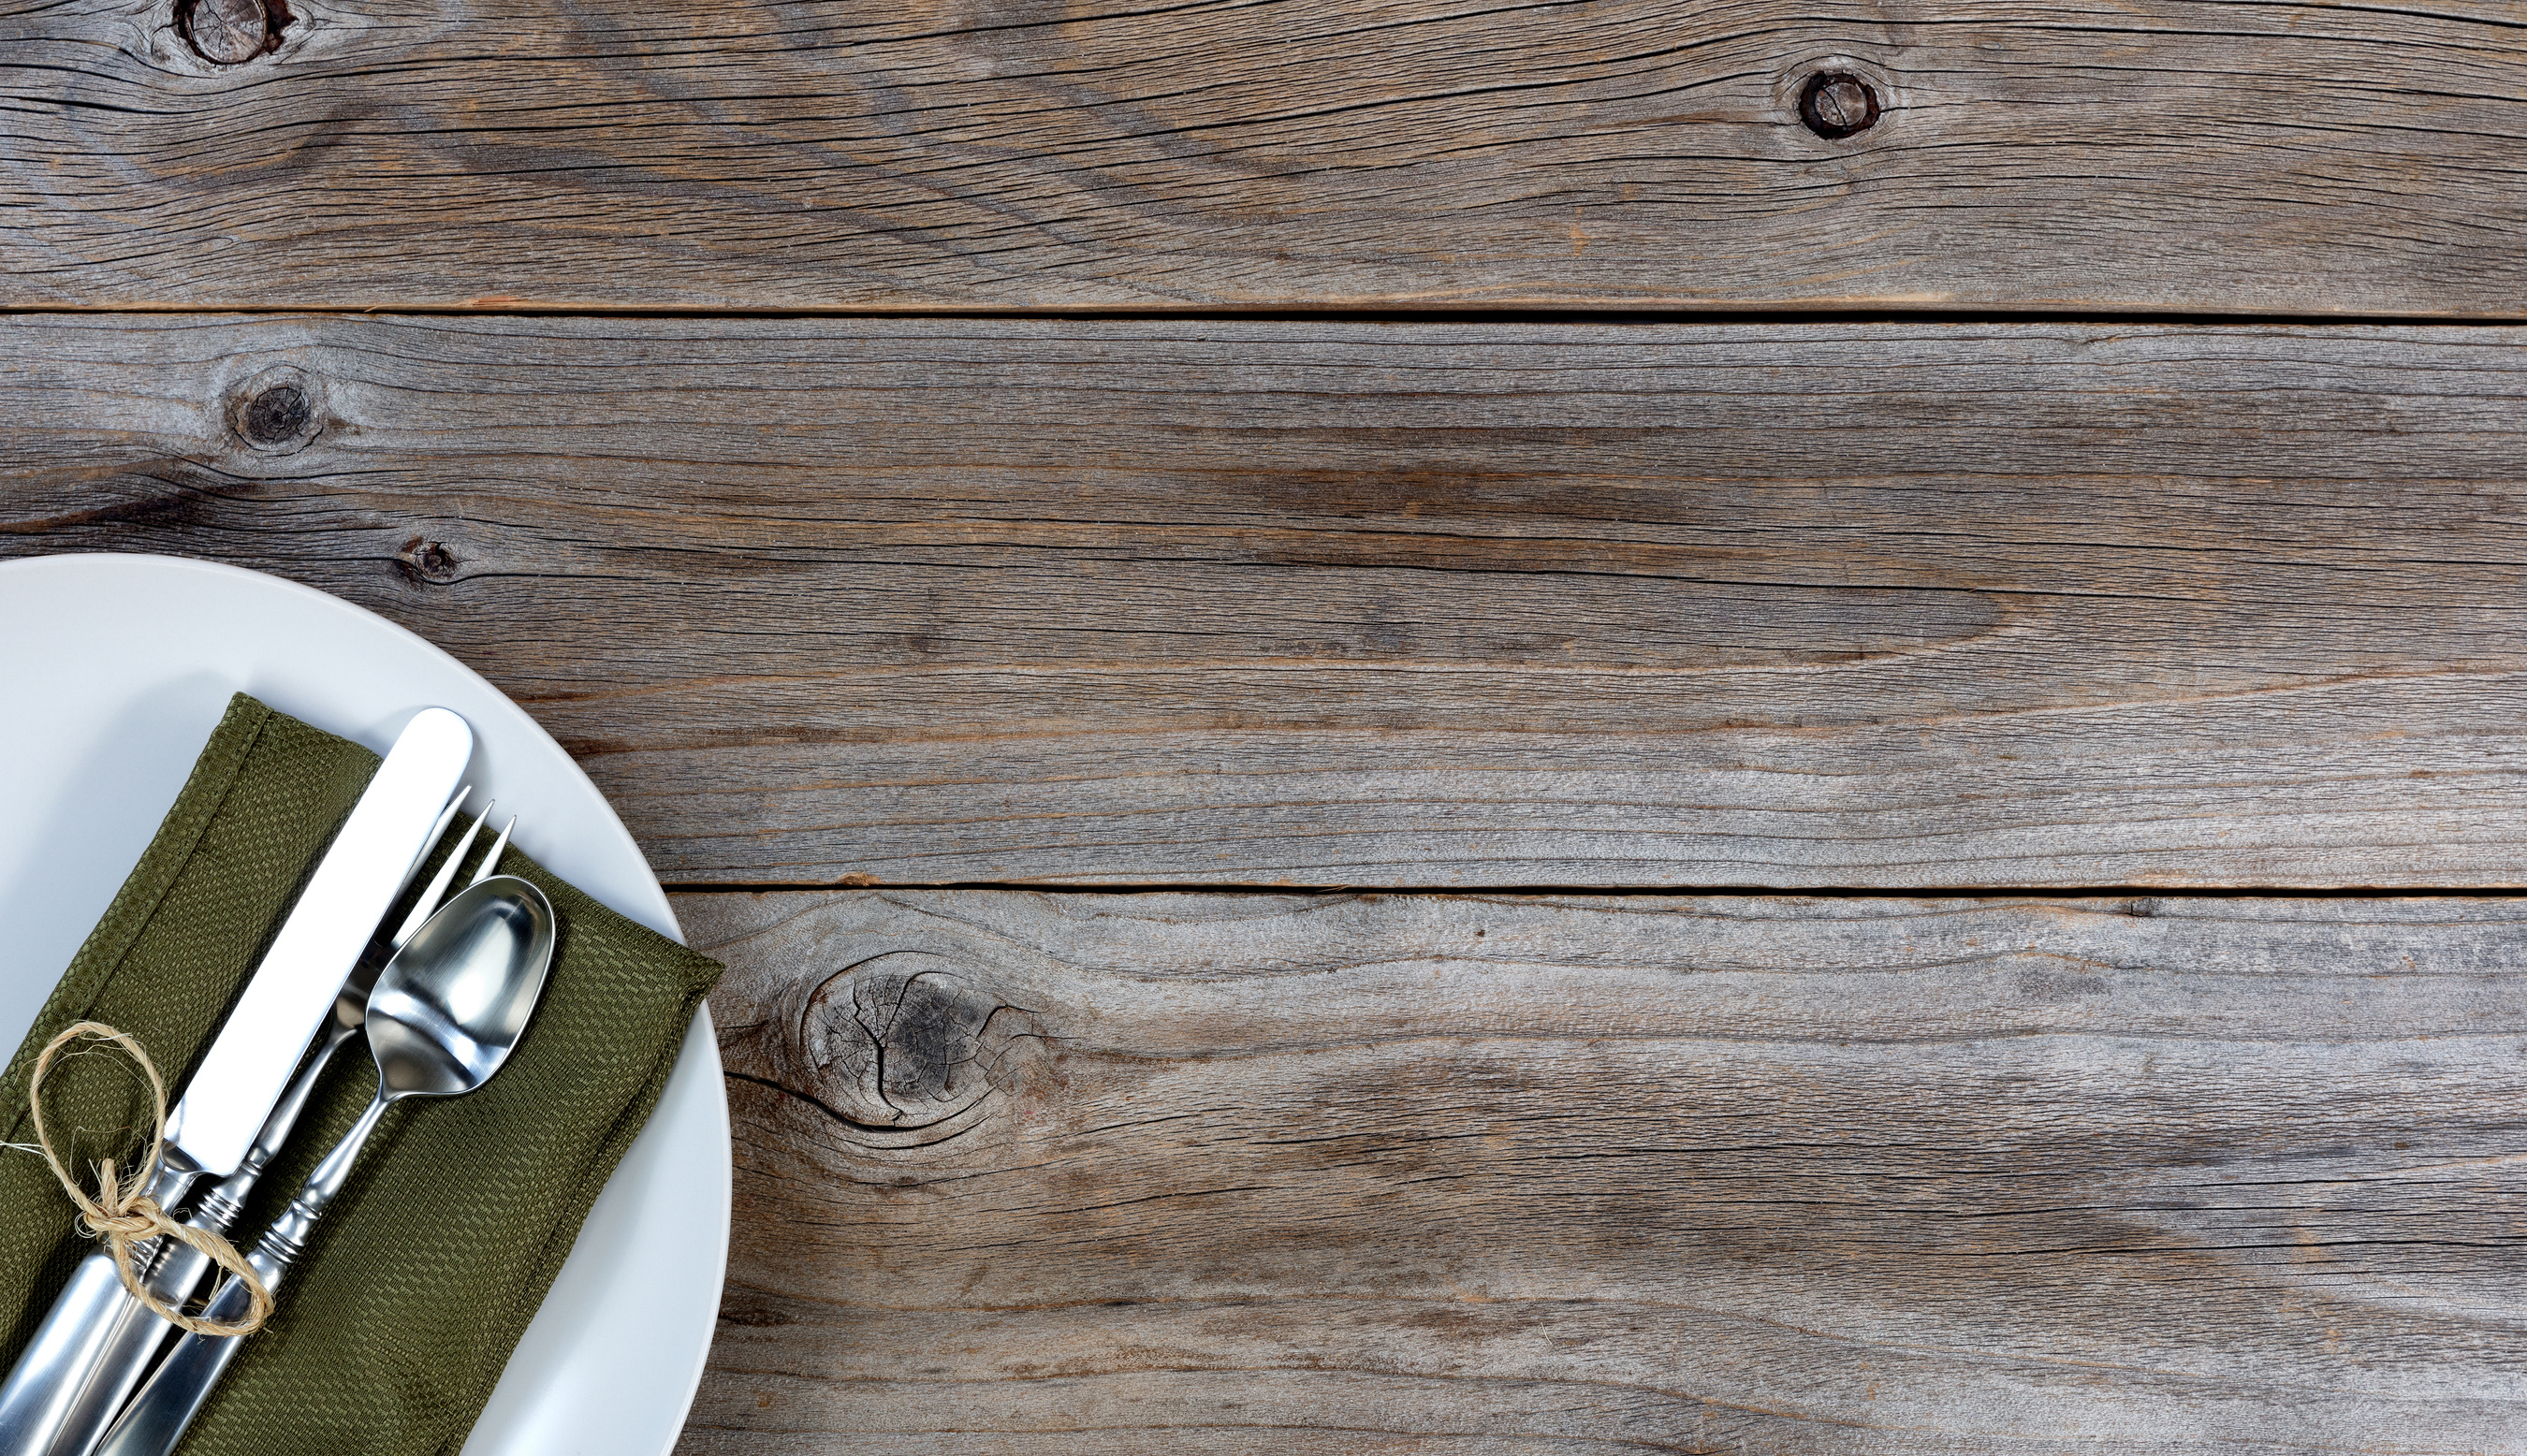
[0,554,727,1456]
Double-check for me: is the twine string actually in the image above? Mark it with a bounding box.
[22,1022,273,1337]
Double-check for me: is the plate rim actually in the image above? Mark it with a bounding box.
[0,550,730,1456]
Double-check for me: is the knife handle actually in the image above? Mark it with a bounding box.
[0,1160,203,1456]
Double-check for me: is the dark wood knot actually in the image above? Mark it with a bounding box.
[241,386,309,445]
[787,953,1039,1137]
[396,537,461,586]
[226,368,322,453]
[1799,72,1880,139]
[177,0,290,65]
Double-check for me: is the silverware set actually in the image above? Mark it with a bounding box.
[0,708,559,1456]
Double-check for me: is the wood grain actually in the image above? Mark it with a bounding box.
[7,314,2527,889]
[2,0,2523,315]
[674,888,2527,1452]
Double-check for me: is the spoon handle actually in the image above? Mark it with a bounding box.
[91,1093,393,1456]
[256,1091,391,1274]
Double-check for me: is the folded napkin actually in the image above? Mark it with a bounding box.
[0,694,722,1455]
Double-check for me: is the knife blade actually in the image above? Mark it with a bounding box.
[0,706,473,1456]
[165,706,473,1178]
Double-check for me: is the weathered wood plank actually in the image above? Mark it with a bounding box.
[7,314,2527,888]
[2,0,2522,314]
[673,889,2527,1452]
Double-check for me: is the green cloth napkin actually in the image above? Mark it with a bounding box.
[0,694,722,1455]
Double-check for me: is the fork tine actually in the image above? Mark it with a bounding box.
[466,815,517,888]
[390,800,492,952]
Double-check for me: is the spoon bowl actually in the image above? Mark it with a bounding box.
[370,875,554,1099]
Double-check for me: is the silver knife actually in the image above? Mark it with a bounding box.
[0,706,472,1456]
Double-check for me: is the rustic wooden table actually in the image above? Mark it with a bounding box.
[8,0,2527,1449]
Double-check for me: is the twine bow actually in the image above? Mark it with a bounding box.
[22,1022,272,1337]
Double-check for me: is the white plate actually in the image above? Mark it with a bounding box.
[0,554,727,1456]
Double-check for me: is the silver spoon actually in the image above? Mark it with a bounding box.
[95,873,558,1456]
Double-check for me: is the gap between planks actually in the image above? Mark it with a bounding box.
[664,882,2527,898]
[0,307,2508,328]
